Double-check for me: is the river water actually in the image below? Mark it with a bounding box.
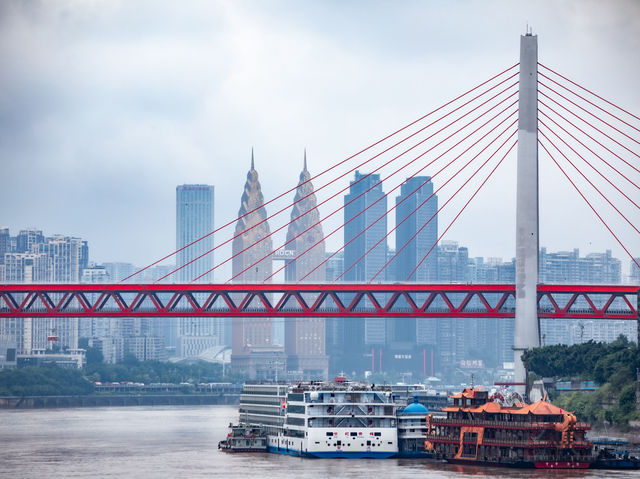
[0,405,634,478]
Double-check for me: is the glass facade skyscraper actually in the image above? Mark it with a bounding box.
[390,177,438,370]
[341,171,388,374]
[176,185,215,283]
[175,185,223,358]
[394,176,438,283]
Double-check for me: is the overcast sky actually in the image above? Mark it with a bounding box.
[0,0,638,282]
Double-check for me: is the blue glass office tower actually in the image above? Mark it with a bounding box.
[394,177,438,283]
[386,177,439,379]
[341,171,388,375]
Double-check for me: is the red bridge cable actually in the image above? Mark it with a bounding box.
[538,127,640,235]
[163,80,519,283]
[339,127,518,284]
[189,90,519,284]
[538,112,640,208]
[229,102,518,285]
[538,63,640,123]
[263,109,519,284]
[538,93,640,165]
[292,113,519,284]
[369,132,518,283]
[122,63,519,283]
[538,108,640,191]
[538,71,640,134]
[538,80,640,148]
[198,97,520,284]
[538,139,640,271]
[406,140,516,281]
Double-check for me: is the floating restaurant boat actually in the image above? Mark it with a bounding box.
[425,387,593,469]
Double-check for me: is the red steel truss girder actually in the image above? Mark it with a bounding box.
[0,284,636,319]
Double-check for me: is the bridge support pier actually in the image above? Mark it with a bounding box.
[514,33,540,395]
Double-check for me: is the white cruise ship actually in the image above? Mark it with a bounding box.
[238,377,399,458]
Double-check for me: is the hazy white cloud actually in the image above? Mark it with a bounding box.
[0,0,638,280]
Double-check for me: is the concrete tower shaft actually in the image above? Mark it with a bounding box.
[514,33,540,393]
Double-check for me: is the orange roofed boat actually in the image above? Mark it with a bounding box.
[425,387,592,469]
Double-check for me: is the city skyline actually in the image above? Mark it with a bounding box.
[0,1,638,277]
[0,223,636,375]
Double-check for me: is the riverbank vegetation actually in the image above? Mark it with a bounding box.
[85,356,229,384]
[522,335,639,428]
[0,356,241,397]
[0,366,94,396]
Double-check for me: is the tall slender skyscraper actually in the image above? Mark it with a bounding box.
[176,185,215,282]
[284,153,328,379]
[175,184,220,358]
[342,171,388,374]
[394,177,438,283]
[231,152,282,378]
[387,177,438,378]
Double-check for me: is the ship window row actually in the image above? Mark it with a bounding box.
[302,393,390,404]
[240,397,283,406]
[239,407,283,417]
[285,417,305,426]
[306,418,396,428]
[242,389,287,396]
[244,417,282,427]
[286,405,305,414]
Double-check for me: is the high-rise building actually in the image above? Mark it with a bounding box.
[284,155,328,380]
[101,262,136,283]
[343,171,388,282]
[469,256,516,283]
[437,240,469,282]
[16,228,44,253]
[0,227,10,264]
[176,185,215,282]
[631,258,640,284]
[3,252,52,283]
[342,171,388,375]
[175,184,222,358]
[395,176,438,283]
[325,251,344,374]
[231,153,283,379]
[1,233,85,354]
[382,177,439,379]
[38,235,84,282]
[539,248,621,284]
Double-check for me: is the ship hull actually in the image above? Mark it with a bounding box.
[268,445,395,459]
[447,458,590,469]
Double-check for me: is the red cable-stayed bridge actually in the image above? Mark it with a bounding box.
[0,284,637,320]
[2,34,639,377]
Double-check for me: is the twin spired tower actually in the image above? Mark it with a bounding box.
[230,151,328,380]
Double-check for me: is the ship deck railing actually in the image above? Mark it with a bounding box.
[306,412,397,418]
[429,417,590,430]
[426,434,592,448]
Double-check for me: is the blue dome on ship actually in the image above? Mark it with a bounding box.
[400,395,429,415]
